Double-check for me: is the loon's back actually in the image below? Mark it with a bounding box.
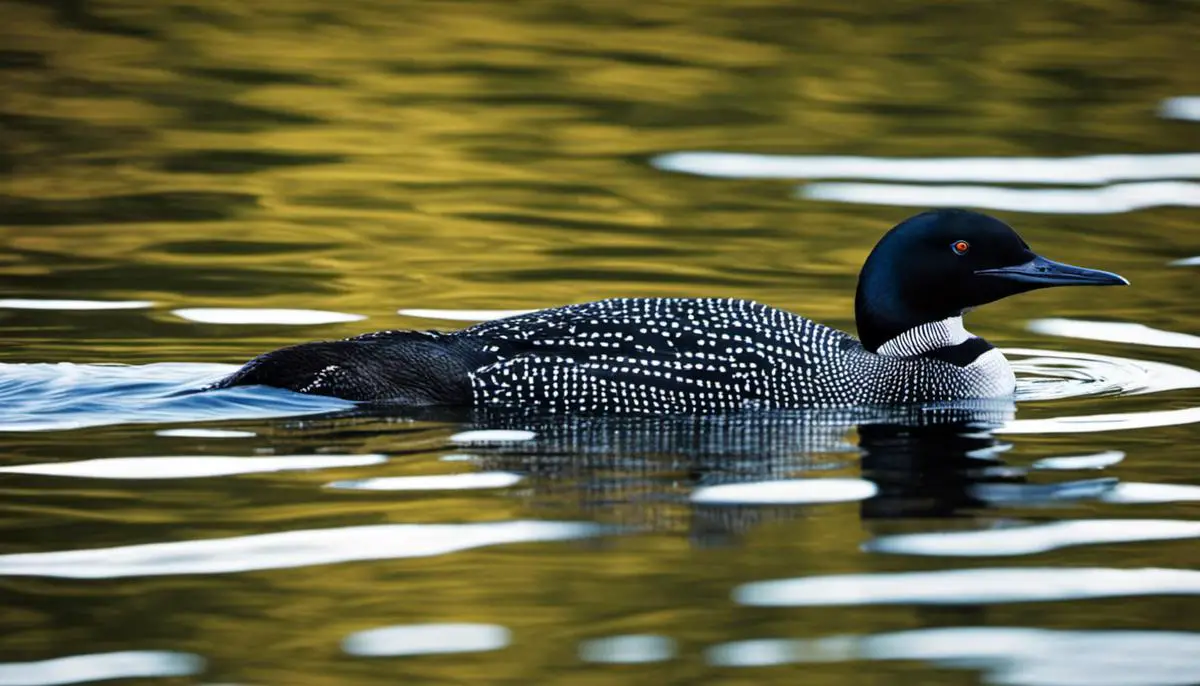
[210,297,1013,412]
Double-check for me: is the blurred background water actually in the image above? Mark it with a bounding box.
[1,1,1199,684]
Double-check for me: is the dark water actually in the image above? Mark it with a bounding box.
[2,1,1200,684]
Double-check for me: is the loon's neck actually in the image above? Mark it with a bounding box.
[876,316,971,358]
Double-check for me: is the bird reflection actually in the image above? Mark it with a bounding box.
[446,400,1022,544]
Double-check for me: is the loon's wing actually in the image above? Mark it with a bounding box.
[464,297,852,413]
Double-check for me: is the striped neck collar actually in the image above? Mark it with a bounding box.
[877,316,972,358]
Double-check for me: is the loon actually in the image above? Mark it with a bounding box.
[209,209,1127,413]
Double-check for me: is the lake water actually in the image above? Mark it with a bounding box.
[2,1,1199,684]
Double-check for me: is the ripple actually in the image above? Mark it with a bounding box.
[1008,347,1200,401]
[653,152,1200,184]
[579,635,677,664]
[800,181,1200,214]
[173,308,366,325]
[0,362,349,432]
[864,520,1200,557]
[397,308,536,322]
[0,454,385,480]
[0,520,602,578]
[734,567,1200,606]
[449,429,536,444]
[1000,407,1200,434]
[1101,482,1200,504]
[0,651,205,686]
[327,472,522,491]
[691,478,878,505]
[155,428,256,438]
[0,299,153,311]
[706,628,1200,686]
[1033,450,1125,470]
[1161,96,1200,121]
[1028,319,1200,349]
[342,623,511,657]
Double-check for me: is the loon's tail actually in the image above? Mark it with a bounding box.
[207,330,480,404]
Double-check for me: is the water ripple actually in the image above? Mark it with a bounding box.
[0,454,385,480]
[0,520,602,578]
[706,628,1200,686]
[1009,348,1200,401]
[653,152,1200,184]
[172,308,366,325]
[691,478,878,505]
[734,567,1200,606]
[342,623,511,658]
[578,635,677,664]
[0,651,205,686]
[865,520,1200,557]
[0,362,349,432]
[1028,319,1200,349]
[0,299,153,311]
[328,472,522,491]
[799,180,1200,214]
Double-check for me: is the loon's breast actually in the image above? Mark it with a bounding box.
[460,297,1013,414]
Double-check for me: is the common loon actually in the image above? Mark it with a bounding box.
[210,209,1127,412]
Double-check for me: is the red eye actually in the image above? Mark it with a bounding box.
[952,240,970,255]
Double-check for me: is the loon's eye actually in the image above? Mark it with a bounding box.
[951,240,970,255]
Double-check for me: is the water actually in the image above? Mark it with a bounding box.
[1,1,1198,684]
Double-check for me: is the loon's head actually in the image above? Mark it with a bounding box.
[855,209,1128,353]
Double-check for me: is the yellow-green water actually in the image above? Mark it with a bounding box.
[1,1,1199,684]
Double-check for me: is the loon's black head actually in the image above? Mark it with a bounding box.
[854,209,1128,353]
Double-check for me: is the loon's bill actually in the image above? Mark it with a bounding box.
[975,255,1130,287]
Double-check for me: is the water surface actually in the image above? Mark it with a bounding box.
[1,1,1199,684]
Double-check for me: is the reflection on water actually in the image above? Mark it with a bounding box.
[172,307,367,325]
[0,453,386,479]
[342,623,512,658]
[0,521,602,579]
[707,628,1200,686]
[800,180,1200,214]
[735,567,1200,606]
[0,651,205,686]
[1,0,1198,684]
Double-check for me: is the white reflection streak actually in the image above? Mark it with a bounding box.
[0,651,204,686]
[690,478,878,505]
[706,628,1200,686]
[1033,450,1125,470]
[0,299,153,311]
[734,567,1200,606]
[1160,96,1200,121]
[0,454,385,479]
[343,623,511,657]
[328,472,522,491]
[653,152,1200,183]
[799,181,1200,214]
[449,429,536,444]
[999,407,1200,434]
[397,308,536,321]
[0,520,601,578]
[1101,482,1200,504]
[578,635,678,664]
[155,428,256,438]
[865,520,1200,557]
[172,308,366,325]
[1028,319,1200,349]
